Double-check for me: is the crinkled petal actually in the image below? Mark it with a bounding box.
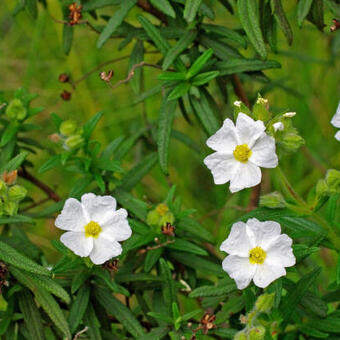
[101,208,132,242]
[253,263,286,288]
[249,134,278,168]
[331,101,340,128]
[60,231,93,257]
[81,193,117,225]
[266,234,296,267]
[89,237,122,265]
[222,255,256,290]
[204,153,239,185]
[235,113,266,147]
[220,221,254,256]
[55,198,87,231]
[229,162,261,193]
[335,130,340,142]
[246,219,281,249]
[206,118,238,153]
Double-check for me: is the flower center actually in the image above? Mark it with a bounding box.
[233,144,252,163]
[156,203,169,216]
[84,221,102,238]
[249,247,266,264]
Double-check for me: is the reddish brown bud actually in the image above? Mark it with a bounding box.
[58,73,69,83]
[60,90,72,101]
[2,170,18,185]
[100,70,114,82]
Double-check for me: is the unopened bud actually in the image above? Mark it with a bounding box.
[60,90,72,101]
[234,331,248,340]
[325,169,340,194]
[255,293,275,312]
[248,326,266,340]
[60,120,77,136]
[100,70,114,82]
[283,112,296,118]
[64,134,84,149]
[6,99,27,121]
[2,170,17,185]
[58,73,69,83]
[260,192,286,209]
[3,201,18,216]
[8,185,27,202]
[281,133,304,152]
[316,179,329,197]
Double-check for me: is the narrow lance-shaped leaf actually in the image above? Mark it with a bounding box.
[68,285,90,333]
[237,0,267,58]
[157,96,177,174]
[159,258,177,315]
[150,0,176,18]
[129,40,144,94]
[187,48,213,78]
[184,0,203,22]
[97,0,137,48]
[297,0,313,27]
[270,0,293,45]
[83,111,104,140]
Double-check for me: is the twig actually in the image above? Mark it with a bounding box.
[231,74,250,108]
[73,326,88,340]
[138,238,174,254]
[18,168,61,202]
[0,103,6,110]
[22,197,50,212]
[103,61,164,90]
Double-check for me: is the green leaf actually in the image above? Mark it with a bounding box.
[189,282,237,298]
[0,215,34,225]
[184,0,203,22]
[18,290,44,340]
[307,313,340,333]
[38,155,61,174]
[144,248,163,272]
[83,303,102,340]
[137,15,170,55]
[158,72,187,81]
[68,285,90,333]
[159,258,177,314]
[138,326,170,340]
[191,71,220,86]
[25,0,38,19]
[172,130,200,154]
[0,151,28,173]
[83,111,103,140]
[297,0,313,27]
[199,34,241,59]
[147,312,173,324]
[150,0,176,18]
[281,267,321,323]
[162,30,197,70]
[115,189,148,220]
[166,239,208,256]
[216,58,281,75]
[129,40,144,94]
[187,48,213,78]
[157,96,177,174]
[189,90,219,136]
[337,253,340,285]
[0,123,19,147]
[120,152,158,190]
[237,0,267,58]
[307,0,325,31]
[94,158,123,172]
[63,24,73,55]
[201,24,247,48]
[94,287,145,337]
[168,83,191,100]
[83,0,121,11]
[271,0,293,45]
[97,0,137,48]
[0,240,50,276]
[298,325,328,339]
[176,217,214,243]
[300,291,328,318]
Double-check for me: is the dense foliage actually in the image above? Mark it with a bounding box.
[0,0,340,339]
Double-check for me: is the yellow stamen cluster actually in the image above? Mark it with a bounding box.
[156,203,169,216]
[249,247,266,264]
[233,144,252,163]
[84,221,102,238]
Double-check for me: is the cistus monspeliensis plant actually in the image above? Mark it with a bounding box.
[0,0,340,339]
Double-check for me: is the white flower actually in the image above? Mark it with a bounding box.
[234,100,242,107]
[283,112,296,118]
[204,113,278,193]
[331,101,340,141]
[220,218,295,289]
[55,193,132,265]
[273,122,284,131]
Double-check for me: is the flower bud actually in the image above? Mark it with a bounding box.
[253,97,271,121]
[234,331,248,340]
[5,99,27,121]
[0,180,7,196]
[260,192,286,209]
[283,112,296,118]
[59,120,77,136]
[248,326,266,340]
[64,134,84,150]
[3,201,18,216]
[325,169,340,194]
[8,185,27,202]
[146,209,160,227]
[147,203,175,228]
[255,293,275,312]
[281,133,304,152]
[272,122,284,132]
[316,179,329,197]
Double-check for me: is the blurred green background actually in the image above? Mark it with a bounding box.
[0,0,339,272]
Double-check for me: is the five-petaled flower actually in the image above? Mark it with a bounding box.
[55,193,132,265]
[204,113,278,193]
[330,101,340,141]
[220,218,295,289]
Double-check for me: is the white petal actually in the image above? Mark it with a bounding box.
[220,221,254,257]
[206,118,238,153]
[249,134,278,168]
[266,234,296,267]
[246,219,281,249]
[204,153,239,185]
[331,101,340,128]
[81,193,117,225]
[101,208,132,242]
[55,198,87,231]
[229,162,261,193]
[89,237,122,265]
[235,113,266,147]
[60,231,93,257]
[222,255,256,290]
[335,130,340,142]
[273,122,284,131]
[253,263,286,288]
